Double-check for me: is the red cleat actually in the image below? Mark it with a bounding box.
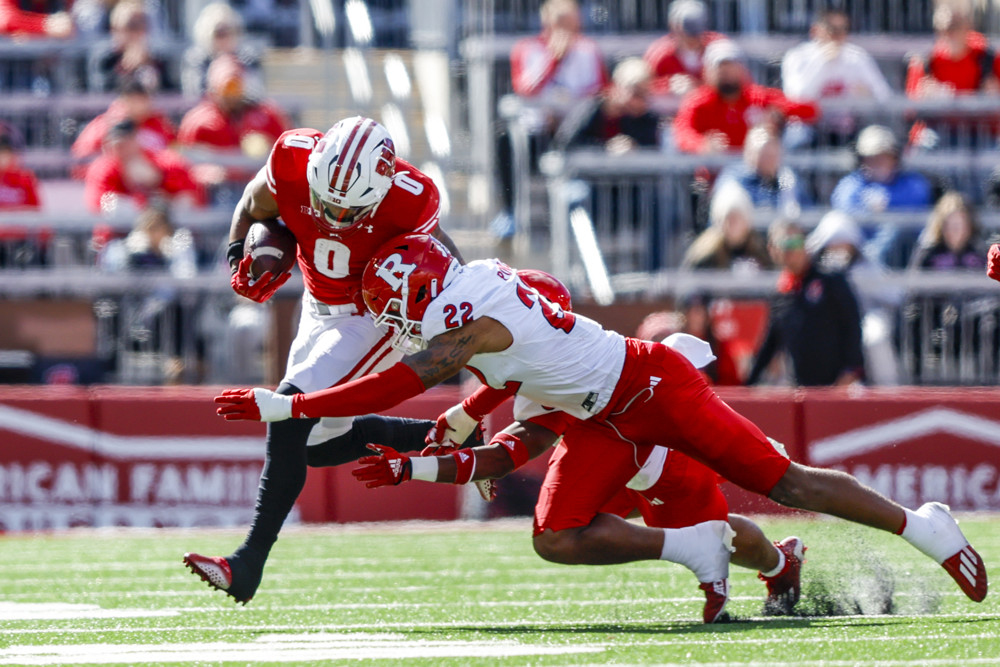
[941,544,988,603]
[903,503,988,602]
[699,579,730,623]
[759,536,806,616]
[183,553,252,605]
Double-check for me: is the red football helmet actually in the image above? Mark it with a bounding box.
[362,233,459,353]
[517,269,572,312]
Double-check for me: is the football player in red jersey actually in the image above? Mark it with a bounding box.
[215,234,988,608]
[183,117,475,604]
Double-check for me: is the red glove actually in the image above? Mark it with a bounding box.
[352,444,412,488]
[988,244,1000,282]
[230,254,291,303]
[214,388,293,421]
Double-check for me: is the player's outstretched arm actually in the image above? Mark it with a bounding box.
[214,317,508,421]
[353,420,561,488]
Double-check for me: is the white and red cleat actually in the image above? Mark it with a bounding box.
[759,536,806,616]
[941,545,988,602]
[699,578,730,623]
[904,503,988,602]
[183,553,252,605]
[474,479,497,502]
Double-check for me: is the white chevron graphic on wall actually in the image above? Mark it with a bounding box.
[0,403,263,461]
[810,407,1000,466]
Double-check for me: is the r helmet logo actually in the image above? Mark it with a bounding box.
[375,253,417,292]
[362,233,458,355]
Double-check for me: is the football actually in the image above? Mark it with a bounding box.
[244,220,297,281]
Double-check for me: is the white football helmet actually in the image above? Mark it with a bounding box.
[306,116,396,234]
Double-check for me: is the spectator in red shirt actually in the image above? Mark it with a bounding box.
[495,0,607,239]
[0,0,72,37]
[177,54,288,196]
[673,40,820,155]
[509,0,607,106]
[72,77,176,162]
[178,55,288,156]
[0,129,40,210]
[84,119,206,214]
[643,0,725,96]
[906,5,1000,98]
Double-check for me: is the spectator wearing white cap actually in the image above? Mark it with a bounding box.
[673,40,820,154]
[830,124,932,267]
[682,181,771,271]
[806,210,901,385]
[643,0,726,96]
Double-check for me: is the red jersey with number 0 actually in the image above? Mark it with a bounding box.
[264,128,440,305]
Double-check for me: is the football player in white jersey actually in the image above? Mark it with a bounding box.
[215,234,988,606]
[370,269,807,622]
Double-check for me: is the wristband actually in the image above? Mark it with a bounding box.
[410,456,439,482]
[451,450,476,485]
[491,432,531,469]
[227,240,245,273]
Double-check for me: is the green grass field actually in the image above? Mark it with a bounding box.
[0,515,997,666]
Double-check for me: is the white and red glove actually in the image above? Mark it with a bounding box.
[214,388,293,421]
[231,254,290,303]
[988,244,1000,283]
[422,403,480,455]
[352,444,412,488]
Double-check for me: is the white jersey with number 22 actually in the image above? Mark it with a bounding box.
[420,259,626,420]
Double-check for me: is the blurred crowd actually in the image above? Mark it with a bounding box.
[0,0,290,238]
[3,0,1000,387]
[497,0,1000,388]
[498,0,1000,262]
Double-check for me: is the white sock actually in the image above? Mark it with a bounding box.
[659,520,735,583]
[900,503,965,564]
[759,548,786,578]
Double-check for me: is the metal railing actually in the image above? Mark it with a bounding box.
[540,146,1000,277]
[584,268,1000,386]
[459,0,942,37]
[0,268,289,385]
[1,263,998,386]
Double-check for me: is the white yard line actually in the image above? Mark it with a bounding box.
[0,633,603,665]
